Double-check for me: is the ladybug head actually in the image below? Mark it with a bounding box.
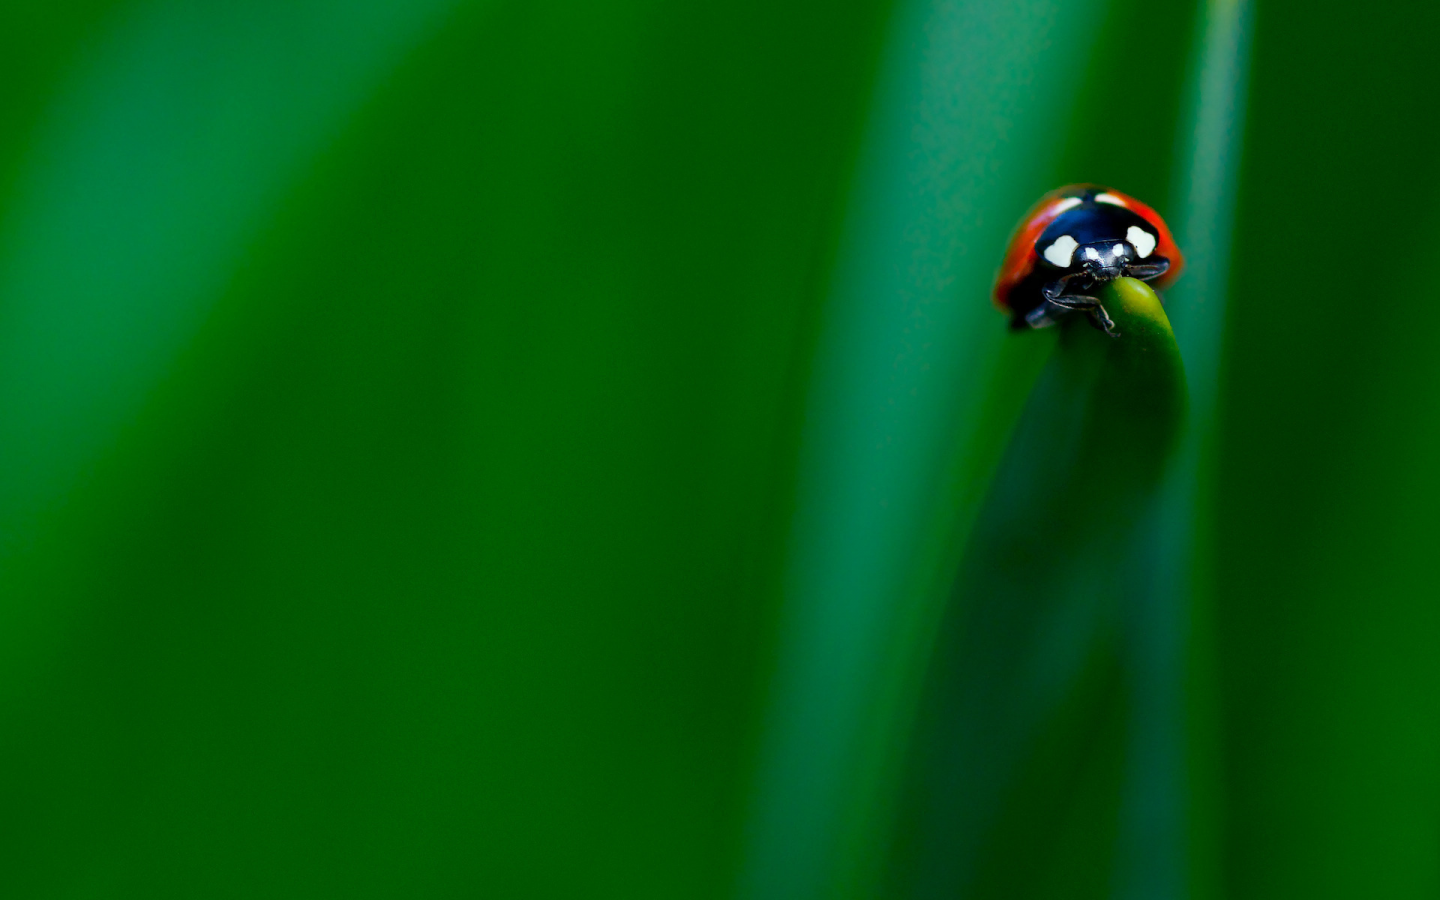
[1073,239,1135,281]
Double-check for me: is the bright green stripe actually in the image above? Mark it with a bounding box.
[738,3,1103,898]
[1114,1,1254,898]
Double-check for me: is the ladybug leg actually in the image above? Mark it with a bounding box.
[1038,278,1120,337]
[1084,301,1118,335]
[1024,276,1079,328]
[1126,256,1171,281]
[1050,294,1118,335]
[1024,303,1061,329]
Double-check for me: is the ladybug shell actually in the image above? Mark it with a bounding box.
[992,184,1184,317]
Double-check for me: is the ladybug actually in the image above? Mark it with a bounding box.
[993,184,1183,336]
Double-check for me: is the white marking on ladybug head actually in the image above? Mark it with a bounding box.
[1051,196,1083,215]
[1095,192,1127,206]
[1042,234,1078,267]
[1126,225,1156,258]
[1085,246,1102,261]
[1113,244,1125,257]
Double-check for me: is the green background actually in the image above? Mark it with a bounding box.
[1,0,1437,897]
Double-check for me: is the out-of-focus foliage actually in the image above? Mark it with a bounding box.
[0,0,894,895]
[889,278,1186,898]
[1215,1,1440,895]
[2,0,1439,898]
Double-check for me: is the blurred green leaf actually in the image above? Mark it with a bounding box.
[0,1,894,896]
[1212,0,1440,896]
[738,3,1112,898]
[887,278,1186,898]
[0,0,464,691]
[1121,3,1253,897]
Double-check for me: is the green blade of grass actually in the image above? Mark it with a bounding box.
[1115,3,1253,897]
[888,278,1186,898]
[737,3,1107,897]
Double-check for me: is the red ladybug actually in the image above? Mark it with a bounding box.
[993,184,1183,336]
